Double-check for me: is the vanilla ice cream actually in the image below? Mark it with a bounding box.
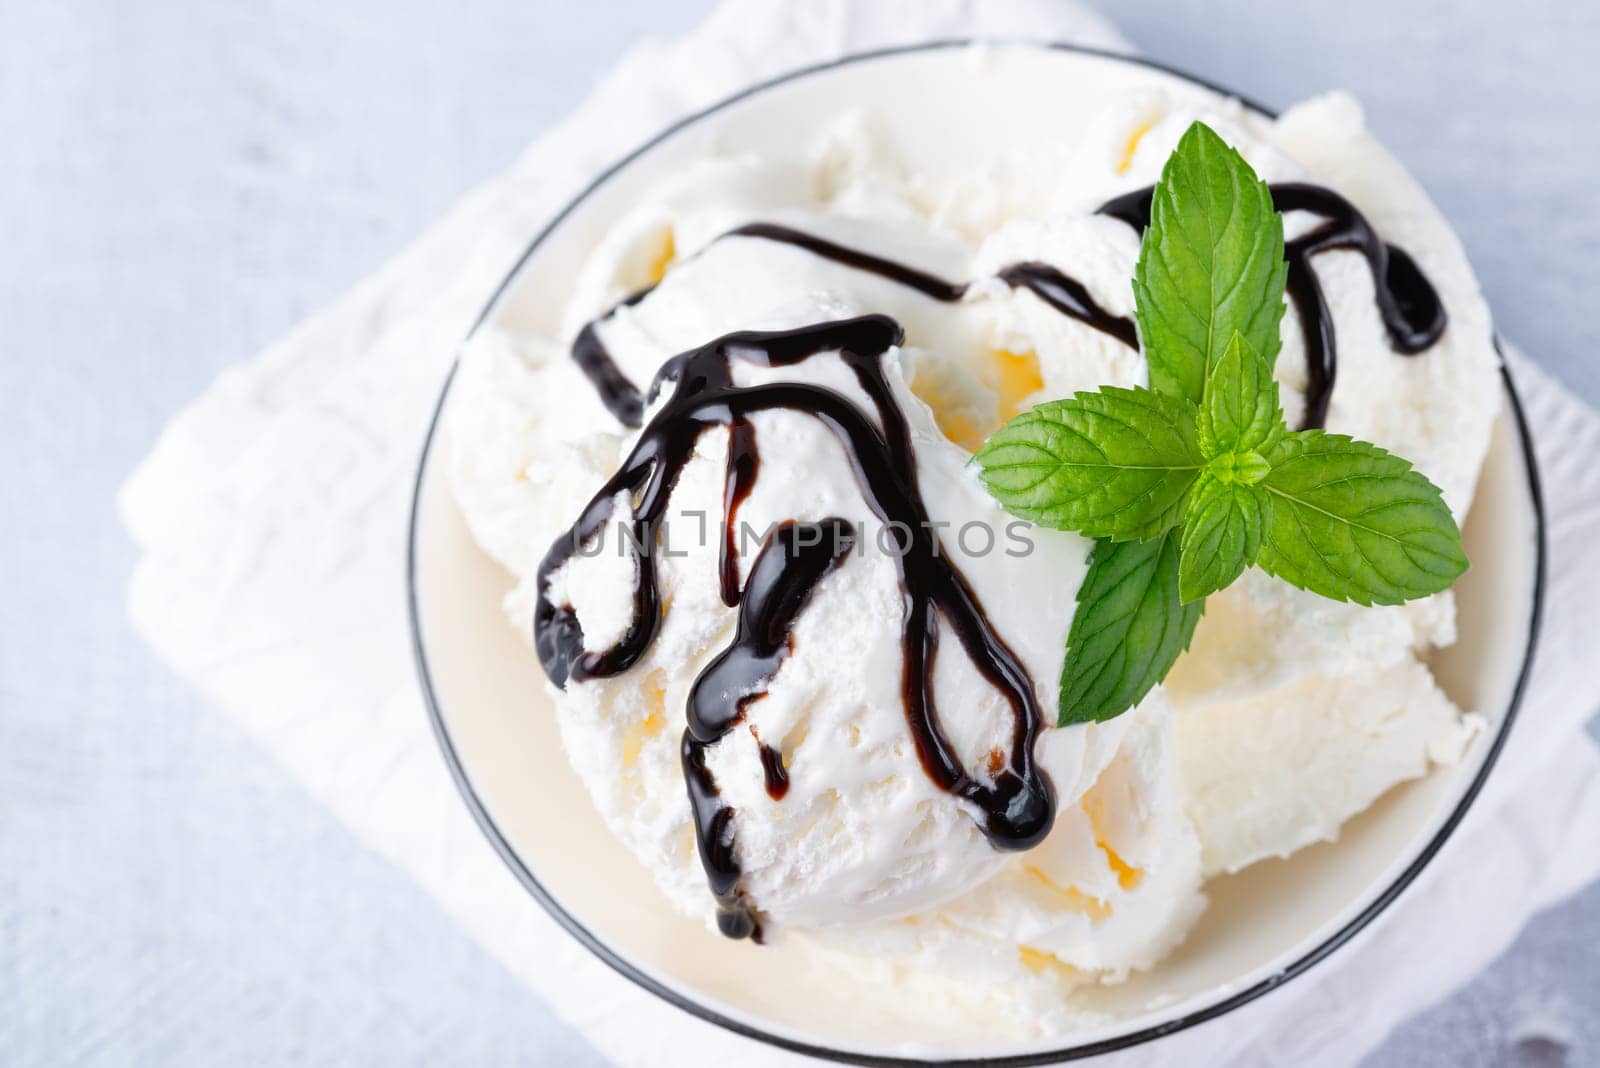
[446,75,1499,1034]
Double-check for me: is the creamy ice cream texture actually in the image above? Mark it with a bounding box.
[447,85,1497,1031]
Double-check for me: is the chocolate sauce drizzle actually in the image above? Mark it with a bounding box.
[995,262,1140,349]
[569,192,1441,434]
[570,284,656,428]
[1097,182,1447,428]
[684,518,854,939]
[534,315,1055,938]
[568,222,1135,430]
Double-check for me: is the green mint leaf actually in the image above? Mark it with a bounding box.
[1059,532,1204,725]
[1198,331,1283,456]
[1134,122,1288,404]
[1179,474,1264,603]
[1255,431,1469,605]
[975,387,1204,541]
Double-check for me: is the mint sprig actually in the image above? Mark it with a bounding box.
[975,122,1468,726]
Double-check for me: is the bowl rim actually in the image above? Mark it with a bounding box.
[406,38,1548,1066]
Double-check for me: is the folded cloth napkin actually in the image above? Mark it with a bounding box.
[120,1,1600,1064]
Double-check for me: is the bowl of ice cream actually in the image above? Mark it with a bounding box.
[408,41,1544,1063]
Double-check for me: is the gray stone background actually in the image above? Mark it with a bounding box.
[3,1,1596,1064]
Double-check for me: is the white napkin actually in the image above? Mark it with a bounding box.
[120,1,1600,1064]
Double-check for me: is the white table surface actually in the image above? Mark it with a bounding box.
[4,1,1598,1064]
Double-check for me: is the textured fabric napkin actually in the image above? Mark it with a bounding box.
[120,1,1600,1064]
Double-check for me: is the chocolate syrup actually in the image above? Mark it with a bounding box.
[569,284,655,428]
[718,419,759,608]
[574,185,1444,435]
[567,222,1137,429]
[995,261,1139,349]
[1097,183,1447,428]
[726,222,967,301]
[758,743,790,801]
[535,316,1055,937]
[684,518,854,938]
[725,224,1136,358]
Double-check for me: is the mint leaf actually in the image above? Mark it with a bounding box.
[1179,474,1264,603]
[1256,431,1468,605]
[1134,122,1288,404]
[1198,331,1283,456]
[1059,533,1204,725]
[975,386,1204,541]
